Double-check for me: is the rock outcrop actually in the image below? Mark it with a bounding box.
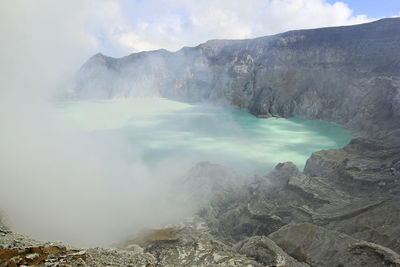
[73,18,400,141]
[181,139,400,266]
[269,223,400,267]
[236,235,310,267]
[2,139,400,266]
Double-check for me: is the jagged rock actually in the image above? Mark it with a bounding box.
[196,162,320,243]
[304,138,400,195]
[237,235,310,266]
[181,162,274,243]
[122,218,264,266]
[288,138,400,252]
[324,198,400,254]
[0,228,159,266]
[269,223,400,267]
[189,163,298,243]
[349,241,400,266]
[188,139,400,261]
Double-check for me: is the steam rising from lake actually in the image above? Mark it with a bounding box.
[0,0,355,249]
[0,96,352,247]
[56,98,352,174]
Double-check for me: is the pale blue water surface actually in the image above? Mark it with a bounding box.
[55,98,353,175]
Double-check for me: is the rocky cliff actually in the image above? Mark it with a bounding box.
[192,139,400,266]
[73,18,400,141]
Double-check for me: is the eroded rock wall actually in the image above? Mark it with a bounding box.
[73,18,400,141]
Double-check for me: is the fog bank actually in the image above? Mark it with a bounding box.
[0,1,196,246]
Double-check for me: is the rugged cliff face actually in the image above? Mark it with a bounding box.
[73,18,400,141]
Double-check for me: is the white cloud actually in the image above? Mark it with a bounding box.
[0,0,372,61]
[90,0,373,56]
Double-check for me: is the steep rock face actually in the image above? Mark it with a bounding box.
[300,138,400,253]
[269,223,400,267]
[190,139,400,260]
[73,18,400,140]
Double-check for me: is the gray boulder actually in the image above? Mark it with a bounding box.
[269,223,400,267]
[237,235,310,266]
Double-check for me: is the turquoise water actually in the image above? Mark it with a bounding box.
[55,98,353,175]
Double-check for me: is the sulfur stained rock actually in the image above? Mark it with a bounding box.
[0,249,19,261]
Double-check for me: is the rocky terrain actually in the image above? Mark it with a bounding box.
[193,138,400,266]
[0,222,158,266]
[73,18,400,142]
[2,18,400,266]
[2,145,400,266]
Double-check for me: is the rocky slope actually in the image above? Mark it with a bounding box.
[192,139,400,266]
[73,18,400,141]
[0,215,306,267]
[2,150,400,266]
[0,223,159,266]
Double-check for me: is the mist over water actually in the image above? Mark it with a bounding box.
[0,1,354,248]
[1,95,353,247]
[55,98,353,175]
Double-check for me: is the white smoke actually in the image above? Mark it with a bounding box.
[0,0,370,246]
[0,0,196,246]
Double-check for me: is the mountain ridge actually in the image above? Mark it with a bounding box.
[73,17,400,143]
[87,17,400,61]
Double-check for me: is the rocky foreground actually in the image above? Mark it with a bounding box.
[2,138,400,266]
